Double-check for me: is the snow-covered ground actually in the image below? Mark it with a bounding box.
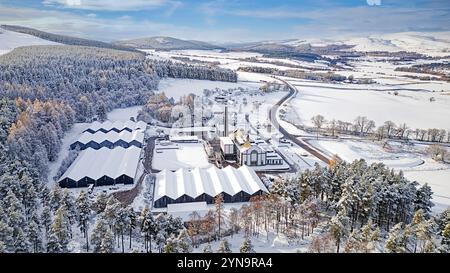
[157,78,261,100]
[193,232,313,253]
[290,84,450,129]
[404,169,450,213]
[309,139,424,169]
[152,141,211,171]
[0,28,60,56]
[47,123,89,186]
[106,106,142,122]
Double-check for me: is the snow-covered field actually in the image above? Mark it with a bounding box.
[290,83,450,130]
[309,139,424,169]
[0,28,60,56]
[158,78,261,100]
[404,169,450,213]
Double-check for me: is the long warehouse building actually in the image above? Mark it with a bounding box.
[153,165,268,208]
[70,130,144,150]
[84,120,147,134]
[58,146,141,188]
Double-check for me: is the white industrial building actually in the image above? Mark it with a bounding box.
[220,130,284,167]
[153,165,268,208]
[70,130,144,150]
[58,146,142,188]
[84,120,147,134]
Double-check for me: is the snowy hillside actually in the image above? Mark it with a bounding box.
[284,32,450,57]
[348,32,450,57]
[0,27,60,55]
[115,36,223,50]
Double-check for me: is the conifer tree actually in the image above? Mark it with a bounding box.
[41,206,52,238]
[240,237,256,253]
[46,232,62,253]
[177,229,193,253]
[330,209,349,253]
[93,191,108,214]
[164,235,179,253]
[50,185,62,211]
[217,238,232,253]
[50,204,70,252]
[76,191,91,252]
[439,223,450,253]
[0,207,14,251]
[116,207,130,253]
[202,243,212,253]
[386,223,405,253]
[100,229,115,253]
[215,193,224,239]
[14,227,31,253]
[91,217,109,253]
[28,211,42,253]
[414,184,434,219]
[127,207,136,249]
[61,189,76,226]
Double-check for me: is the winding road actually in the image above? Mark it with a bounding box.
[269,77,331,165]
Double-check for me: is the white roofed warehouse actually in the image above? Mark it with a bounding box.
[70,130,144,150]
[58,146,142,188]
[153,165,268,208]
[83,120,147,134]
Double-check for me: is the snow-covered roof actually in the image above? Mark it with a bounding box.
[84,120,147,133]
[154,165,268,202]
[167,202,209,222]
[220,136,234,145]
[169,135,199,142]
[167,202,208,213]
[73,130,144,146]
[170,126,216,133]
[59,146,141,182]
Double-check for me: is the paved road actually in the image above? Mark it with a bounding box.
[269,77,331,165]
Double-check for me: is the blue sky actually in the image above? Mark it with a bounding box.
[0,0,449,42]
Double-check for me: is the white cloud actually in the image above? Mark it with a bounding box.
[0,5,253,42]
[1,1,448,42]
[42,0,172,11]
[367,0,381,6]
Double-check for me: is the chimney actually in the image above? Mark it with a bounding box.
[224,105,229,137]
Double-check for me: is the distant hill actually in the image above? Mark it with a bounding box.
[114,36,224,50]
[280,32,450,57]
[232,42,321,61]
[0,27,60,55]
[238,43,297,52]
[1,25,138,53]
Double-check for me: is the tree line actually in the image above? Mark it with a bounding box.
[238,66,348,82]
[309,114,450,144]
